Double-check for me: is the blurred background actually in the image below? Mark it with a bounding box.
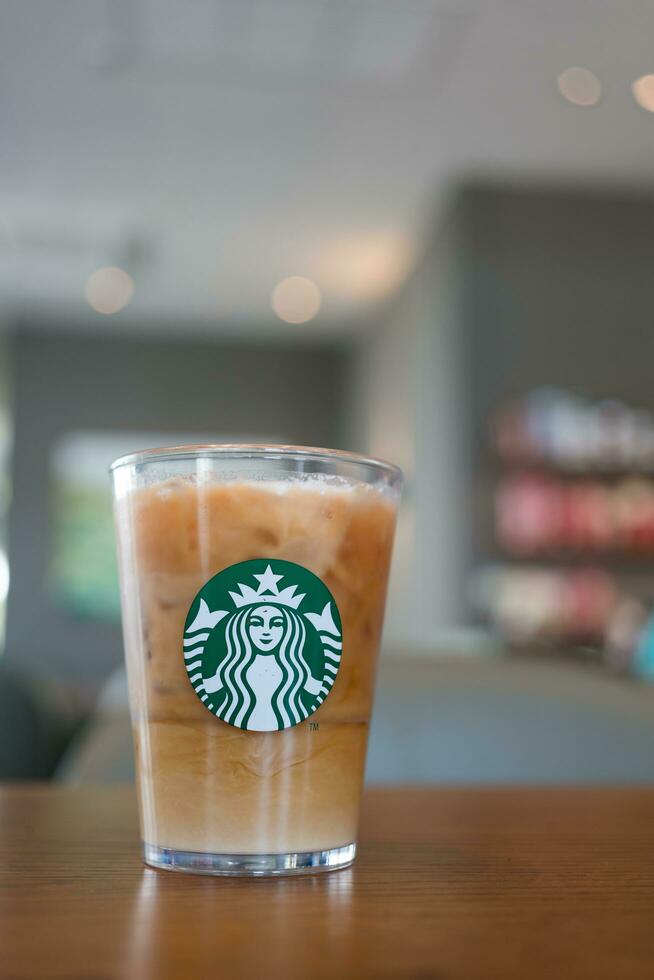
[4,0,654,784]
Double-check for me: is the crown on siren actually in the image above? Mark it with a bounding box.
[229,564,305,610]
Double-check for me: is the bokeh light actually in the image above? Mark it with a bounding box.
[311,232,413,302]
[557,67,601,107]
[631,74,654,112]
[85,266,134,315]
[271,276,321,324]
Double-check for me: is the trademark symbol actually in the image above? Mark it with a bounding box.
[309,722,320,731]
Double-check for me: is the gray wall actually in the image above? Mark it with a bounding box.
[460,184,654,432]
[349,207,470,647]
[6,326,348,693]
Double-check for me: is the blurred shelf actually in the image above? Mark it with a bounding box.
[494,461,654,480]
[494,552,654,569]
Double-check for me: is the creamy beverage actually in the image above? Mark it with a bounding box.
[112,447,400,874]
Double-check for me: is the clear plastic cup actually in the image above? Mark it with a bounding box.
[111,444,402,875]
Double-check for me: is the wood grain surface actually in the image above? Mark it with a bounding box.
[1,785,654,979]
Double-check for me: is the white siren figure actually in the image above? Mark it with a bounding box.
[184,564,342,731]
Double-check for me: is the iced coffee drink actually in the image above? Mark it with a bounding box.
[112,446,401,875]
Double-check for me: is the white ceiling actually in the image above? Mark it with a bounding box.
[3,0,654,336]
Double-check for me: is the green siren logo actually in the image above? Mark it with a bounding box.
[183,559,343,731]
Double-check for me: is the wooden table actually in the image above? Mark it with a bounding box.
[2,786,654,979]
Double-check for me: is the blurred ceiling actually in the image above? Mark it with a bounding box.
[2,0,654,335]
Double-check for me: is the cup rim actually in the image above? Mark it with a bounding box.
[109,443,403,484]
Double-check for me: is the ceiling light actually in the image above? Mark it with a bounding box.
[85,266,134,315]
[312,232,413,302]
[631,74,654,112]
[557,67,601,107]
[271,276,321,324]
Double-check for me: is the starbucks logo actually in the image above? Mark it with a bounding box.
[183,559,343,731]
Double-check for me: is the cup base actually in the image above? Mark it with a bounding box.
[143,841,356,876]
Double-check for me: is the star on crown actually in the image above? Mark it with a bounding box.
[229,564,306,610]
